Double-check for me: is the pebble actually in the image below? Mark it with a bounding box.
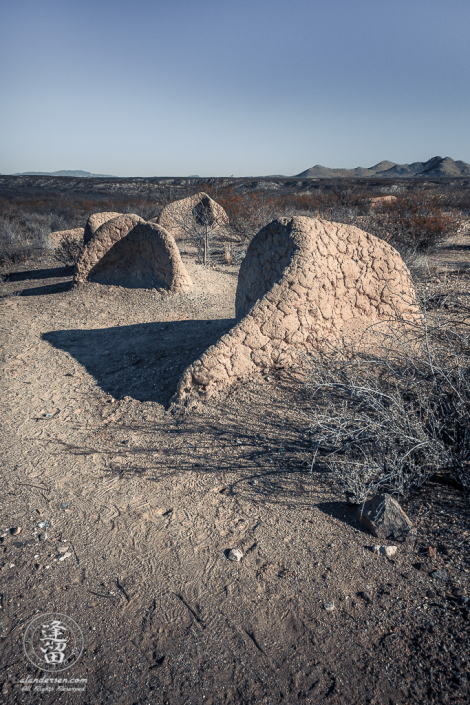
[360,591,372,603]
[38,533,47,541]
[61,502,70,510]
[36,520,50,530]
[58,552,72,562]
[373,545,397,558]
[430,569,448,581]
[227,548,244,562]
[10,527,22,536]
[324,602,335,612]
[57,546,69,554]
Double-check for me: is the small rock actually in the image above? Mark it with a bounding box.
[358,494,414,541]
[36,520,50,530]
[38,533,47,541]
[453,588,466,597]
[360,591,372,603]
[10,527,22,536]
[227,548,244,562]
[57,545,69,554]
[427,546,437,559]
[58,552,72,562]
[61,502,70,510]
[324,602,335,611]
[373,545,397,557]
[426,589,436,599]
[430,569,448,581]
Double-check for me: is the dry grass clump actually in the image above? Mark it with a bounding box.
[54,235,84,266]
[304,299,470,503]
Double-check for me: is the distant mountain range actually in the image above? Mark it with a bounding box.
[12,170,116,178]
[295,156,470,179]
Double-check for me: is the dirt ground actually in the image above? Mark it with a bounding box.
[1,233,470,705]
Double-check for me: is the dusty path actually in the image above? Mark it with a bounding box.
[1,248,469,704]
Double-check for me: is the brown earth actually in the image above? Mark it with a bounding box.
[0,230,469,705]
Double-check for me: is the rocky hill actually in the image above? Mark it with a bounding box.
[295,156,470,179]
[12,170,116,178]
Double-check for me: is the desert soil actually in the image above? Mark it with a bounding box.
[1,234,470,705]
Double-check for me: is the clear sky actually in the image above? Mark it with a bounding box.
[1,0,469,177]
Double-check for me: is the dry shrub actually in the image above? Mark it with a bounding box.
[54,235,84,266]
[305,299,470,502]
[369,192,461,253]
[198,182,294,244]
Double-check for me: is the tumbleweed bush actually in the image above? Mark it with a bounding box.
[305,297,470,503]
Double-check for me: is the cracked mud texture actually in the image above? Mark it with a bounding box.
[156,191,229,241]
[83,211,122,244]
[74,215,193,292]
[175,216,420,408]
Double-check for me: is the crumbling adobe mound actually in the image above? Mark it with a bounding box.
[84,211,122,244]
[74,214,193,291]
[47,227,84,248]
[156,192,229,240]
[174,216,421,408]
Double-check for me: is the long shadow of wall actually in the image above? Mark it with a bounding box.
[43,318,234,406]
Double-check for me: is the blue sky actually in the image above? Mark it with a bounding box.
[1,0,469,176]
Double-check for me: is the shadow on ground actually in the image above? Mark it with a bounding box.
[20,281,74,296]
[4,265,75,282]
[43,318,234,406]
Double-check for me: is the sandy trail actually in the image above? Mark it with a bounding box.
[1,248,469,704]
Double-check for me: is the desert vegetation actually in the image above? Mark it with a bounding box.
[1,176,470,704]
[304,297,470,503]
[2,178,469,506]
[1,179,468,267]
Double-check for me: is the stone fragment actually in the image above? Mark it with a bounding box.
[358,493,414,542]
[10,527,22,536]
[324,602,335,611]
[227,548,244,562]
[359,591,372,603]
[373,545,397,558]
[430,569,448,581]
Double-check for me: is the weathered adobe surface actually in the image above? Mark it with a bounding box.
[156,191,229,240]
[174,216,421,408]
[74,213,193,292]
[47,227,85,247]
[84,211,122,244]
